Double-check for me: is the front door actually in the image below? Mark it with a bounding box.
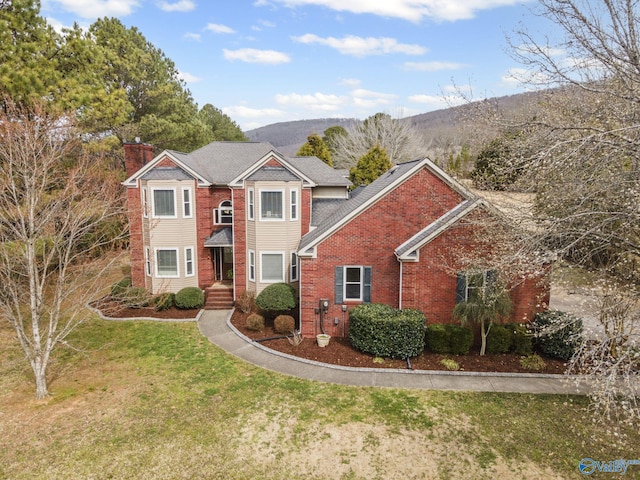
[214,247,234,282]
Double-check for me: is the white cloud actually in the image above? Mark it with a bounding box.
[340,78,361,88]
[275,92,347,111]
[223,105,287,119]
[47,0,140,18]
[407,94,457,109]
[184,32,201,41]
[157,0,196,12]
[351,88,397,108]
[404,61,467,72]
[178,71,202,83]
[223,48,291,64]
[206,23,236,34]
[293,34,426,57]
[46,17,69,34]
[266,0,523,22]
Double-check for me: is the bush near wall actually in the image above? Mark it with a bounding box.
[175,287,205,309]
[531,311,583,360]
[426,324,473,355]
[255,283,297,318]
[349,304,426,359]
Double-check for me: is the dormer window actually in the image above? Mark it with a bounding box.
[214,200,233,224]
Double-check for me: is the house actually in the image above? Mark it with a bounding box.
[123,140,549,337]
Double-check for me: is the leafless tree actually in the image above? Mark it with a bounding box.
[0,99,126,399]
[331,112,429,168]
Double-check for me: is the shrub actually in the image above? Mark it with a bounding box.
[426,324,473,355]
[122,286,151,308]
[532,311,583,360]
[447,325,474,355]
[426,324,450,353]
[520,354,546,371]
[349,304,426,359]
[237,290,255,314]
[486,324,513,354]
[153,292,175,311]
[510,323,533,356]
[175,287,205,309]
[440,358,460,371]
[255,283,297,317]
[111,277,132,299]
[246,313,265,331]
[274,315,295,334]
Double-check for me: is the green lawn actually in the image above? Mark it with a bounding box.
[1,318,638,479]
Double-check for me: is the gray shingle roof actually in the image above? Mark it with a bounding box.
[247,166,300,182]
[141,166,192,181]
[311,199,346,226]
[204,227,233,247]
[288,157,352,187]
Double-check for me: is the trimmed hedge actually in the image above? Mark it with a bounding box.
[426,324,473,355]
[255,283,297,315]
[511,323,533,356]
[175,287,205,309]
[532,310,583,360]
[274,315,295,334]
[486,324,513,354]
[349,304,426,359]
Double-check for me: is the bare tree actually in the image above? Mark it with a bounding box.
[331,112,429,168]
[0,99,126,399]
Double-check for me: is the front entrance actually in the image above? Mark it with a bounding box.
[213,246,234,282]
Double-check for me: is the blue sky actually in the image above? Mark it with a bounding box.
[41,0,557,130]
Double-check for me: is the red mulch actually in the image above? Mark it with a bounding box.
[230,309,568,374]
[90,296,200,320]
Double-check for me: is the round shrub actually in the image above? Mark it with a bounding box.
[532,311,583,360]
[349,304,426,359]
[426,324,451,354]
[246,313,265,331]
[274,315,296,334]
[510,323,533,356]
[175,287,205,309]
[486,324,513,354]
[447,325,474,355]
[255,283,297,316]
[111,277,132,299]
[153,292,175,311]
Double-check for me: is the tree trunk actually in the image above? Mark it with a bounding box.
[33,359,49,400]
[479,320,488,356]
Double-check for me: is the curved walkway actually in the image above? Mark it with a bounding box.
[198,309,591,395]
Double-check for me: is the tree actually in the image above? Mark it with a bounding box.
[331,112,427,168]
[197,103,247,142]
[349,145,392,186]
[452,272,513,356]
[0,99,125,399]
[470,134,525,191]
[296,133,333,166]
[322,125,347,157]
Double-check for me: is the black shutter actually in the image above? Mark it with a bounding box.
[456,272,467,303]
[335,266,343,304]
[363,266,372,303]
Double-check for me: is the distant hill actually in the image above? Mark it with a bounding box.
[245,91,541,159]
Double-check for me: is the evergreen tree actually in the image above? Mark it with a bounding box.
[296,133,333,167]
[349,145,392,186]
[197,104,247,142]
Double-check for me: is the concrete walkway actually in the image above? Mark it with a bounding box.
[198,309,592,395]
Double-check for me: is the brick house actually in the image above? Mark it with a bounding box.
[123,140,549,337]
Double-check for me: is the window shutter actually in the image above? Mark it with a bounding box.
[363,266,372,303]
[335,266,343,304]
[456,273,466,303]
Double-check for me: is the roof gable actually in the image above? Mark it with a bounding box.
[122,151,208,186]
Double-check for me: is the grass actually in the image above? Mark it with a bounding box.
[1,317,639,479]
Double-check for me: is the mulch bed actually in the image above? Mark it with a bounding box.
[230,309,568,374]
[90,296,200,320]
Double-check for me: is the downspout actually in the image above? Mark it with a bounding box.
[398,259,403,310]
[231,187,236,303]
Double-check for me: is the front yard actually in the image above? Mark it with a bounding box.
[1,317,638,479]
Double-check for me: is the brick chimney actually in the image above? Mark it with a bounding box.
[123,138,155,177]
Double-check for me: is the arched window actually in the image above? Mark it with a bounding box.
[214,200,233,224]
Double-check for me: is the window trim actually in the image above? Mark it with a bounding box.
[344,265,364,301]
[151,187,177,218]
[142,188,148,218]
[182,187,192,218]
[247,188,255,221]
[290,252,298,281]
[260,251,285,283]
[155,247,179,278]
[259,189,285,221]
[248,250,256,282]
[185,246,195,277]
[290,188,298,221]
[335,265,372,304]
[145,247,151,276]
[214,200,233,225]
[456,270,496,303]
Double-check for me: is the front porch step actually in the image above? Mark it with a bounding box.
[204,285,234,310]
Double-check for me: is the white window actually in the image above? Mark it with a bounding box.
[290,189,298,221]
[344,266,363,301]
[260,190,284,220]
[185,247,194,277]
[290,252,298,281]
[156,248,179,277]
[248,188,254,220]
[182,188,192,218]
[248,250,255,282]
[145,247,151,276]
[260,252,284,282]
[152,188,176,218]
[456,270,496,303]
[214,200,233,224]
[142,188,148,218]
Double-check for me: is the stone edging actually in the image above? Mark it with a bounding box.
[86,303,203,323]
